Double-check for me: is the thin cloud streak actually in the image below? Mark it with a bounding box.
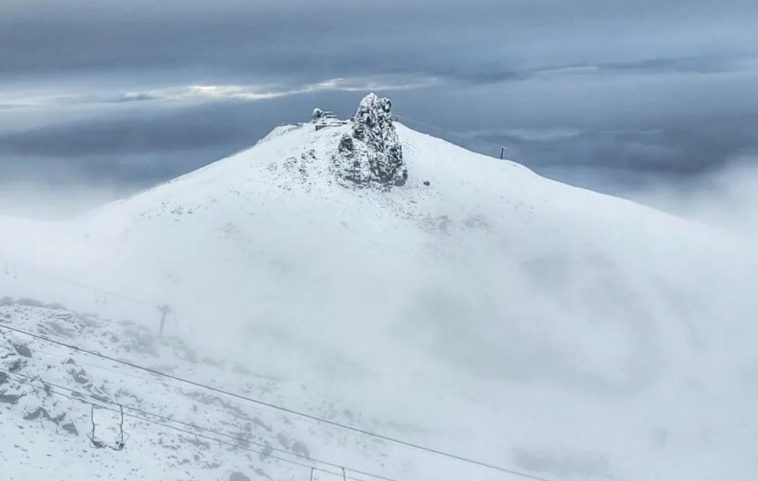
[0,76,441,110]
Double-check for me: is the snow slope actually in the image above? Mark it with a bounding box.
[1,97,757,481]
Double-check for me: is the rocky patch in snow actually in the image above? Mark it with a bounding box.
[0,298,395,481]
[332,93,407,188]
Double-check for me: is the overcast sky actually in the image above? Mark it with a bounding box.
[1,0,757,214]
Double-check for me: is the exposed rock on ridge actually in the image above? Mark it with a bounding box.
[331,93,407,188]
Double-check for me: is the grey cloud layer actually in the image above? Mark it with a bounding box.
[1,0,757,200]
[3,0,757,82]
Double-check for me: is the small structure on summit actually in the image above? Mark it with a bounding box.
[311,108,340,130]
[331,93,407,188]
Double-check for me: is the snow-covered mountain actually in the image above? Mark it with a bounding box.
[1,94,757,481]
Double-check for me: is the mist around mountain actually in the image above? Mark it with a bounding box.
[1,95,757,481]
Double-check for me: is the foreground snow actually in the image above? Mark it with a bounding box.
[1,107,757,480]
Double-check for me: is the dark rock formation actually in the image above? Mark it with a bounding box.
[229,472,251,481]
[13,343,32,358]
[332,93,407,188]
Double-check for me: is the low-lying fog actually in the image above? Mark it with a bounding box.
[1,127,756,481]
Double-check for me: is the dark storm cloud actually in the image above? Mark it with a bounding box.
[1,0,757,201]
[0,90,370,159]
[0,90,361,186]
[455,54,749,85]
[3,0,757,83]
[483,117,758,179]
[599,56,738,75]
[0,103,261,157]
[0,0,506,83]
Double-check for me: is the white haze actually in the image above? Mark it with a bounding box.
[625,158,758,238]
[1,121,757,481]
[0,181,131,220]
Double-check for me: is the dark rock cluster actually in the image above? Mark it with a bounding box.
[332,93,407,188]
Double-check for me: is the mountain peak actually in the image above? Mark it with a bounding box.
[331,93,407,188]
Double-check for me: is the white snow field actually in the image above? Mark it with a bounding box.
[1,96,757,481]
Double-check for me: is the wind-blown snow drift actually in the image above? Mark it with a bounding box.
[1,94,757,481]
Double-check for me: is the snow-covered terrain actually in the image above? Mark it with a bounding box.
[1,94,757,481]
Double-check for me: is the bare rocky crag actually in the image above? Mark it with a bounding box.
[330,93,407,188]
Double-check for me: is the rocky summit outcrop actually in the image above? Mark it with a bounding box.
[332,93,407,188]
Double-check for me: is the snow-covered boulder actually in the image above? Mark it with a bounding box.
[332,93,407,188]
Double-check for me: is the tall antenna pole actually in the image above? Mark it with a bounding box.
[157,304,171,337]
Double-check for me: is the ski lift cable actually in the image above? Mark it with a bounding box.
[3,368,402,481]
[2,369,370,481]
[0,322,555,481]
